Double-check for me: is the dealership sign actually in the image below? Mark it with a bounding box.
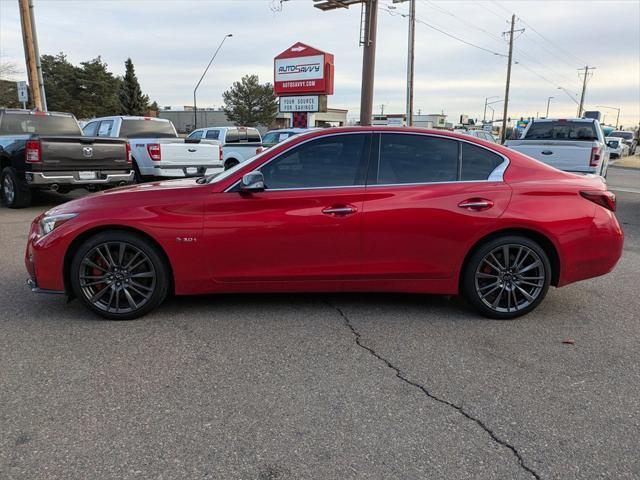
[279,95,329,113]
[274,42,334,96]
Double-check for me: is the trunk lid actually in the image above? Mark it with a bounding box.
[507,140,594,172]
[38,136,128,170]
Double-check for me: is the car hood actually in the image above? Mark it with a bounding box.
[46,178,201,215]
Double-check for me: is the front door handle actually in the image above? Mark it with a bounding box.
[458,198,494,211]
[322,205,357,216]
[541,150,553,155]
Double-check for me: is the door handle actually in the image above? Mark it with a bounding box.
[458,198,494,211]
[541,150,553,155]
[322,205,357,216]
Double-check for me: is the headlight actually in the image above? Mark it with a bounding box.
[39,213,79,236]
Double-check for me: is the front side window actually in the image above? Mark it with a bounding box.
[260,134,369,189]
[376,134,458,184]
[205,130,219,140]
[461,143,503,181]
[82,121,98,136]
[188,130,203,139]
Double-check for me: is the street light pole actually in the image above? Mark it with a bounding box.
[545,96,554,117]
[596,105,621,129]
[483,96,499,123]
[193,34,232,130]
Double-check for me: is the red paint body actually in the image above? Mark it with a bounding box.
[25,127,624,297]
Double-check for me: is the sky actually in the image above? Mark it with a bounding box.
[1,0,639,127]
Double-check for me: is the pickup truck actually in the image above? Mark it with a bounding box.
[505,118,610,177]
[83,116,222,181]
[0,109,133,208]
[187,126,262,170]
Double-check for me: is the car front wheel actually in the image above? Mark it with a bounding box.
[70,231,170,320]
[461,235,551,319]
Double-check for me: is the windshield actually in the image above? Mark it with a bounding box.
[0,112,81,135]
[609,132,633,140]
[524,121,598,141]
[120,119,177,138]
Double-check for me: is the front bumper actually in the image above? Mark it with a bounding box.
[26,278,64,295]
[26,170,135,185]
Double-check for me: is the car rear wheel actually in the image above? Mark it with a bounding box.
[70,231,169,320]
[224,159,239,170]
[461,235,551,319]
[1,167,31,208]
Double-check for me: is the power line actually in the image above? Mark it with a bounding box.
[518,17,589,66]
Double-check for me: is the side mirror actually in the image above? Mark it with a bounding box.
[240,171,265,193]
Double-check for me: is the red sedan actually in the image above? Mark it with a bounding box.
[25,127,623,320]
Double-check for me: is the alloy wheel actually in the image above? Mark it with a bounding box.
[474,243,546,314]
[3,175,15,205]
[79,241,156,314]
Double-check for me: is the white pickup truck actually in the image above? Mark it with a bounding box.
[83,116,222,181]
[505,118,610,177]
[187,126,262,170]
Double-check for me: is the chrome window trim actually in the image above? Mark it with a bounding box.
[223,130,510,193]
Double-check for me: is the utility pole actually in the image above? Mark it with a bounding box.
[360,0,378,126]
[546,96,554,117]
[393,0,415,126]
[18,0,46,110]
[484,96,499,123]
[577,66,596,117]
[501,14,523,143]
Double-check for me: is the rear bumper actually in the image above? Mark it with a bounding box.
[144,163,223,178]
[26,170,135,185]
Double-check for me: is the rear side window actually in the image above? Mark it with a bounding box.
[97,120,114,137]
[260,134,369,189]
[461,143,503,181]
[205,130,219,140]
[225,128,239,143]
[247,128,261,142]
[524,121,597,141]
[376,134,458,184]
[82,121,98,136]
[0,113,81,135]
[120,119,176,138]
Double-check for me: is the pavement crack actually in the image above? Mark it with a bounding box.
[326,300,541,480]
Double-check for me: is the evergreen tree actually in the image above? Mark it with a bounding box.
[77,57,122,118]
[41,53,82,115]
[118,58,149,115]
[222,75,277,127]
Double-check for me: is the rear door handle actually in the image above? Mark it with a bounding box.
[322,205,357,216]
[458,198,494,211]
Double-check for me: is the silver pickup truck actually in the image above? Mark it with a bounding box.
[83,116,222,181]
[505,118,610,177]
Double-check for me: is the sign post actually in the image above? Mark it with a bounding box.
[17,81,28,109]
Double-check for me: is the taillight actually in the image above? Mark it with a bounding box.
[580,190,616,212]
[219,147,223,162]
[256,147,264,155]
[125,142,132,163]
[589,146,601,167]
[25,140,41,163]
[147,143,161,161]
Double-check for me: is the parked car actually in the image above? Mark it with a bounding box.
[606,137,629,158]
[83,116,222,182]
[0,109,132,208]
[608,131,637,155]
[26,127,623,321]
[505,118,610,177]
[455,129,498,143]
[262,128,314,148]
[187,126,262,170]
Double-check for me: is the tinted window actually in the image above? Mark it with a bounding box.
[205,130,219,140]
[377,134,458,184]
[247,128,261,142]
[225,128,239,143]
[524,121,597,141]
[609,132,633,140]
[120,119,176,138]
[461,143,503,181]
[260,134,368,189]
[262,132,279,145]
[188,130,203,139]
[97,120,114,137]
[0,112,81,135]
[82,121,98,136]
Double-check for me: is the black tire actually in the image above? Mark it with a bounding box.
[224,159,239,170]
[55,186,73,195]
[1,167,31,208]
[460,235,551,320]
[132,160,145,183]
[70,231,170,320]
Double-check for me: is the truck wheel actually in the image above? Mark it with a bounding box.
[133,160,145,183]
[1,167,31,208]
[224,159,239,170]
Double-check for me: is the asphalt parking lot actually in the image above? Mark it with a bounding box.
[1,166,639,480]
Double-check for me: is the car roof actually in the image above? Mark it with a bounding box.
[89,115,170,122]
[532,118,595,123]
